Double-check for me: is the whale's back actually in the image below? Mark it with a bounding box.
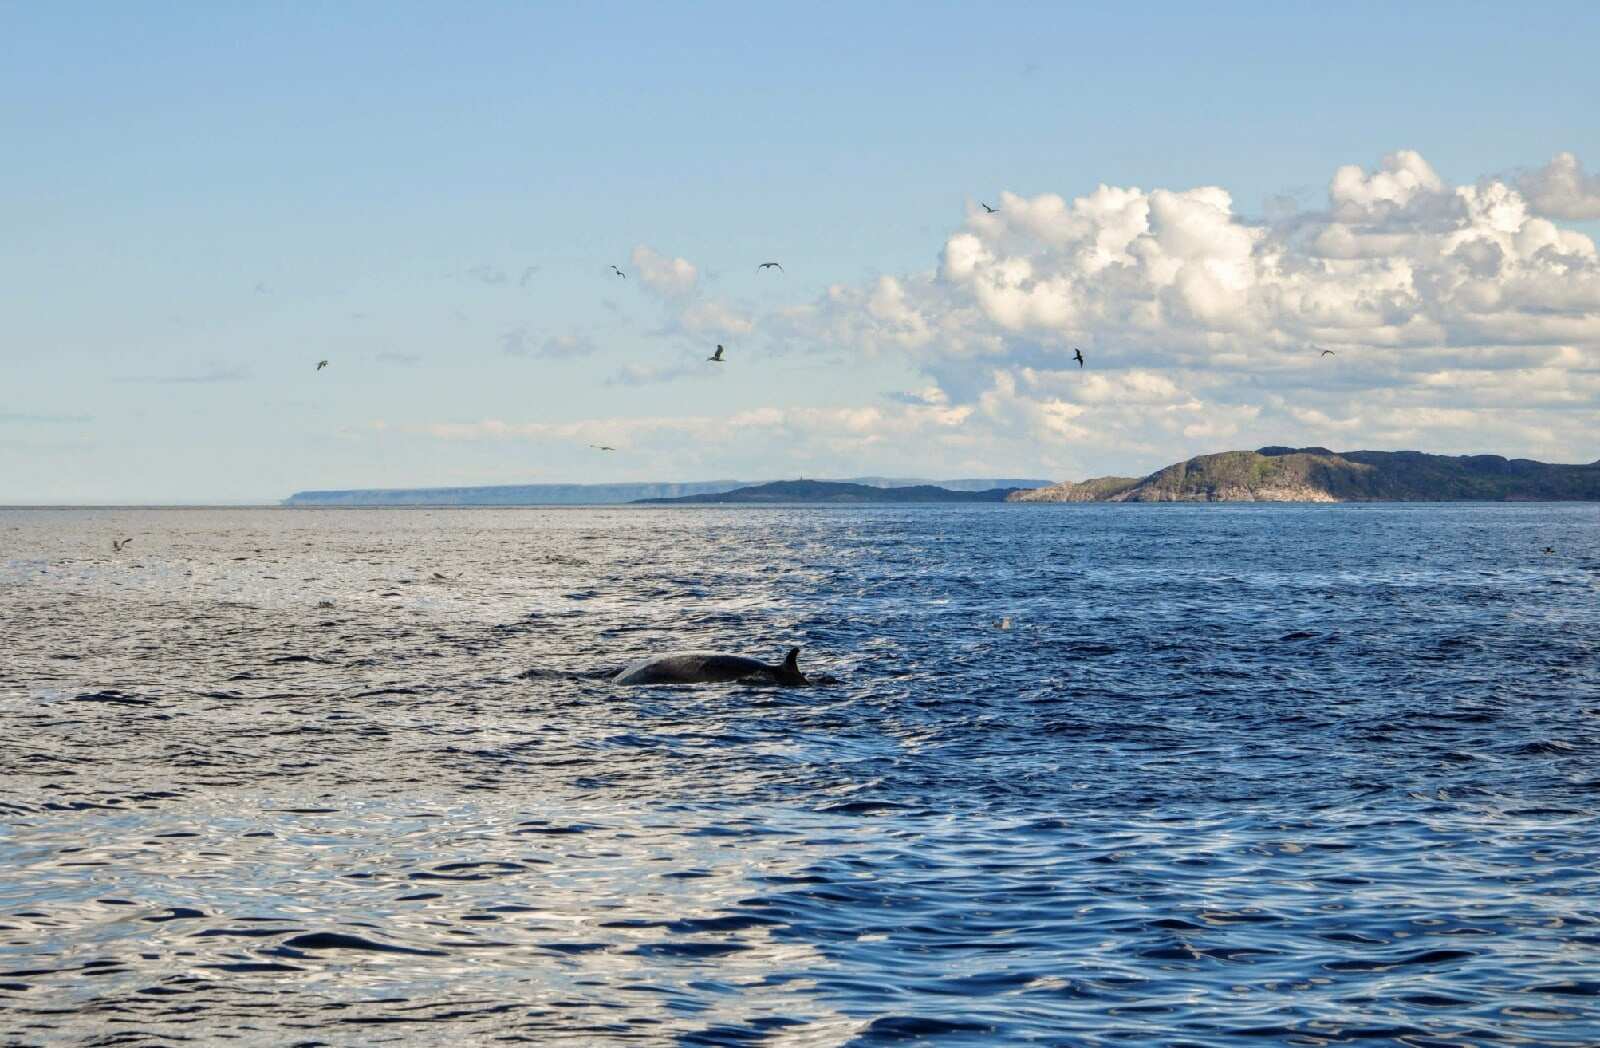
[614,649,805,686]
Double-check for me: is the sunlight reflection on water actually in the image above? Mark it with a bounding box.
[2,504,1598,1044]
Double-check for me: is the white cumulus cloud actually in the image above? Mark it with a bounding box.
[765,149,1600,473]
[410,150,1600,481]
[631,245,700,297]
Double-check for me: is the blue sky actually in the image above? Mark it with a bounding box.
[4,2,1599,502]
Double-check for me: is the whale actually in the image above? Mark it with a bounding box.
[613,646,808,686]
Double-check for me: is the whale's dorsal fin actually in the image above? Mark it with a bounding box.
[783,647,800,674]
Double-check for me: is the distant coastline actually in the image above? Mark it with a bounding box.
[635,480,1022,504]
[281,477,1050,507]
[278,447,1600,507]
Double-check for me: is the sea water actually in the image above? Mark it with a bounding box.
[1,504,1597,1045]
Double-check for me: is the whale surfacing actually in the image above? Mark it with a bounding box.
[613,647,807,686]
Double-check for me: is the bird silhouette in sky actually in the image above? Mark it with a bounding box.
[1320,349,1336,357]
[758,261,783,272]
[589,444,617,452]
[982,202,1000,213]
[1073,348,1085,369]
[316,360,329,370]
[610,265,626,279]
[708,345,726,363]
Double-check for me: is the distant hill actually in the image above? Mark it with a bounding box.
[849,477,1053,492]
[636,480,1023,504]
[1011,447,1600,503]
[283,476,1050,506]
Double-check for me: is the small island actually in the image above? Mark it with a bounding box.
[1010,447,1600,502]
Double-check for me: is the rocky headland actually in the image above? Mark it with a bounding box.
[1010,447,1600,503]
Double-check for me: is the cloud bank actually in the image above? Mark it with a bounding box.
[424,151,1600,479]
[768,149,1600,472]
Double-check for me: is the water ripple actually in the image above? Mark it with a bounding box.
[1,503,1597,1045]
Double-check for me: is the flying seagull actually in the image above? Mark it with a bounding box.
[316,359,329,370]
[111,538,133,553]
[708,344,725,363]
[758,261,784,273]
[982,202,1000,214]
[589,444,617,452]
[610,265,626,279]
[1073,348,1085,369]
[1320,349,1336,357]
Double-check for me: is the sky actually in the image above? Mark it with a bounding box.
[4,2,1600,503]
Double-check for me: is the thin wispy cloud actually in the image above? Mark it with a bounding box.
[0,411,93,424]
[375,351,422,365]
[881,387,950,408]
[538,333,599,359]
[114,365,251,385]
[501,328,600,359]
[605,359,716,386]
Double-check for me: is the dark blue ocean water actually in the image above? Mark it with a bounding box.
[1,503,1598,1046]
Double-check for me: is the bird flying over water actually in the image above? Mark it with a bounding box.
[758,261,783,272]
[1543,546,1555,555]
[610,265,626,279]
[708,345,725,363]
[982,202,999,213]
[111,538,132,552]
[1320,349,1336,357]
[316,359,329,370]
[1073,348,1085,369]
